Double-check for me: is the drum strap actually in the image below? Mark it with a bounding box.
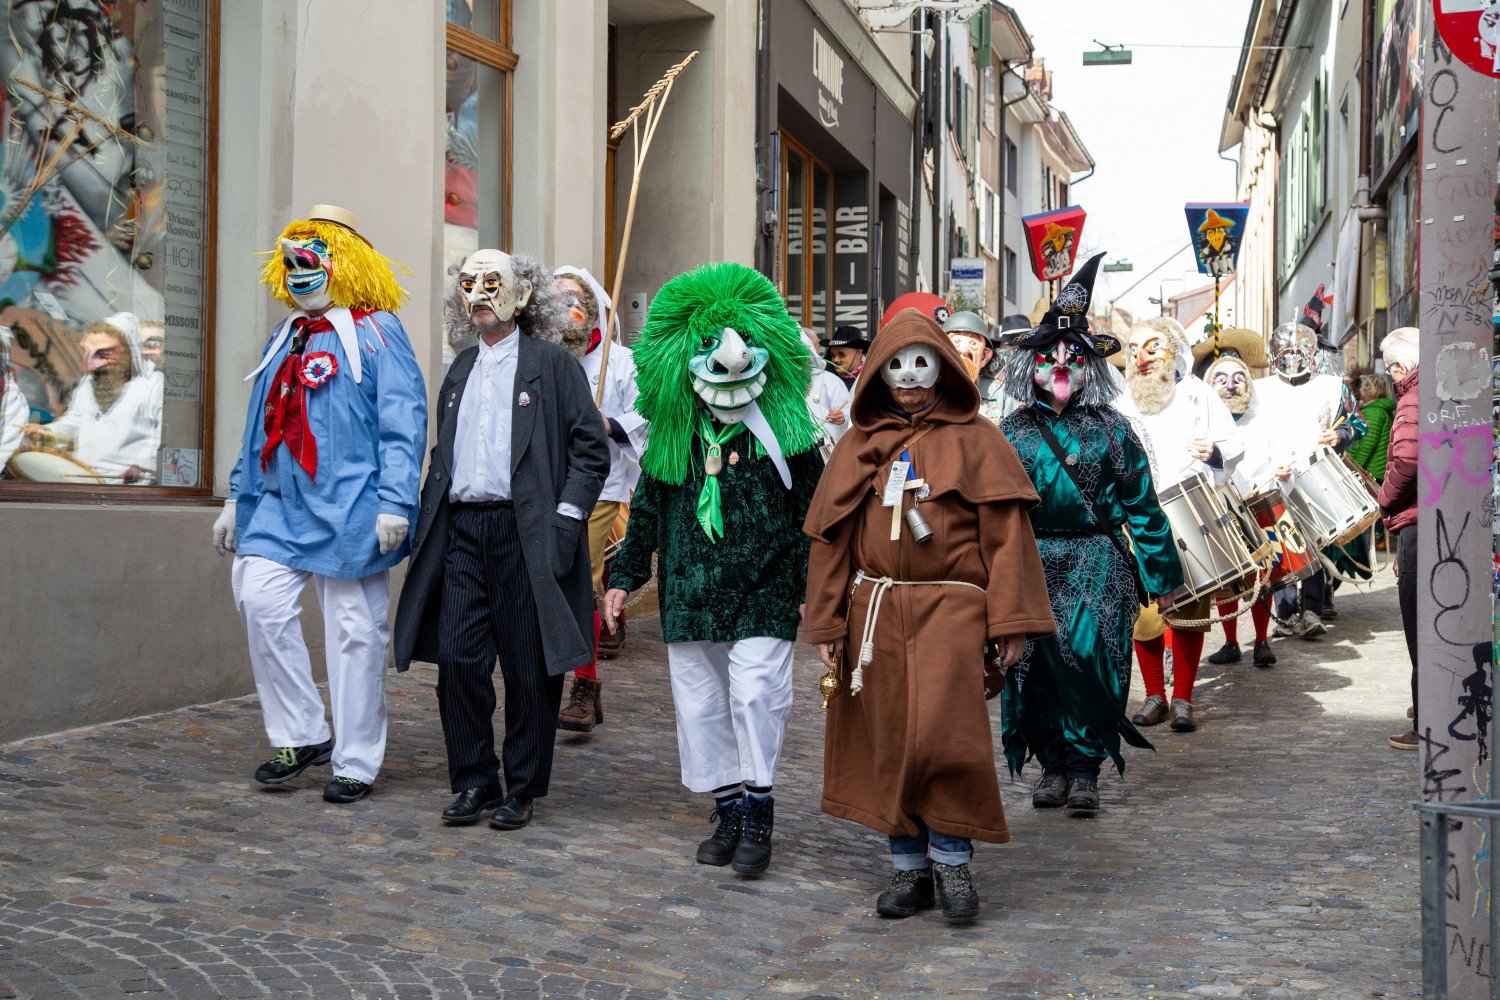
[1032,415,1150,605]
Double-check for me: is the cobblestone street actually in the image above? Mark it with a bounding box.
[1,574,1419,1000]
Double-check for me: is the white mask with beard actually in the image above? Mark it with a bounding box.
[1125,326,1182,415]
[1208,356,1253,416]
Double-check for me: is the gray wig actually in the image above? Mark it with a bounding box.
[444,253,568,349]
[1000,337,1124,409]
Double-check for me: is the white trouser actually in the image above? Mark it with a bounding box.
[231,555,390,783]
[665,637,795,793]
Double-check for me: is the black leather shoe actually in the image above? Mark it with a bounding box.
[932,863,979,923]
[443,782,505,825]
[254,739,334,785]
[489,796,534,830]
[732,795,774,876]
[322,776,372,803]
[1206,641,1241,665]
[876,868,936,918]
[695,799,743,866]
[1066,776,1100,817]
[1253,639,1277,667]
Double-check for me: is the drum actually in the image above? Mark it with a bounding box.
[1245,486,1316,587]
[1285,446,1380,548]
[1158,471,1260,603]
[4,446,104,484]
[1220,480,1273,564]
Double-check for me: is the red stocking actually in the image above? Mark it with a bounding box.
[1136,635,1166,699]
[1251,596,1271,642]
[1171,629,1205,703]
[1217,601,1239,645]
[575,611,600,682]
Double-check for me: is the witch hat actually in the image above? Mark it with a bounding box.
[1197,208,1236,232]
[1006,252,1117,356]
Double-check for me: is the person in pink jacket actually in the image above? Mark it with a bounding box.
[1375,327,1419,750]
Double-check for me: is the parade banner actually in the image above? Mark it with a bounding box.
[1021,205,1086,282]
[1184,202,1251,278]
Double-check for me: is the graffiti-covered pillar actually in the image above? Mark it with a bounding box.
[1416,7,1500,995]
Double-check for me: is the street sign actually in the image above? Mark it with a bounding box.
[1102,261,1133,273]
[1083,45,1132,66]
[949,256,985,305]
[1434,0,1500,77]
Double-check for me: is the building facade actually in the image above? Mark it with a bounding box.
[0,0,757,742]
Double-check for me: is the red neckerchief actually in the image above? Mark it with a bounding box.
[585,327,603,355]
[260,315,334,480]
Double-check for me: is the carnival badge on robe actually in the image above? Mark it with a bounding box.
[297,351,338,388]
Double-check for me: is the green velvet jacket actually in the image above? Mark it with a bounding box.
[611,425,824,644]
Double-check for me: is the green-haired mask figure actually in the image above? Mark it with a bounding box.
[633,262,821,486]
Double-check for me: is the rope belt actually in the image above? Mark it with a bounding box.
[850,570,985,695]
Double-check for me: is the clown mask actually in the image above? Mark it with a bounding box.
[689,326,770,424]
[553,274,597,359]
[280,237,333,312]
[458,249,530,330]
[1032,338,1087,408]
[1208,356,1253,415]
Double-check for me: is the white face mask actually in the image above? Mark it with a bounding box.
[880,345,941,390]
[458,249,531,322]
[281,237,333,312]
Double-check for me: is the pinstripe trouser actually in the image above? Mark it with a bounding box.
[437,502,566,797]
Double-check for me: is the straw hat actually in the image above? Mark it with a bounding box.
[307,204,371,244]
[1190,326,1268,370]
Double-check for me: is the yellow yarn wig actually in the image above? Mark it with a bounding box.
[259,219,410,313]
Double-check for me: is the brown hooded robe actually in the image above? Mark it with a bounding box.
[803,309,1056,843]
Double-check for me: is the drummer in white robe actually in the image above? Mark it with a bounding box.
[1254,320,1364,636]
[24,312,162,485]
[1114,317,1242,734]
[801,330,850,461]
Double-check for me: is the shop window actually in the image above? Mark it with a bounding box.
[778,133,835,341]
[0,0,216,497]
[444,0,514,357]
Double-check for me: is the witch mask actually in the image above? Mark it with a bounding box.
[1032,338,1087,407]
[689,326,769,424]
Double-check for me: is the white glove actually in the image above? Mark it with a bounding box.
[376,513,409,555]
[212,500,237,557]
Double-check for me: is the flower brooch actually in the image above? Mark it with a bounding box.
[298,352,338,388]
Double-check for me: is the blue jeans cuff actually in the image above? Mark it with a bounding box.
[890,851,930,872]
[929,844,972,866]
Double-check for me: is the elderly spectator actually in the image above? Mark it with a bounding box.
[1376,327,1419,750]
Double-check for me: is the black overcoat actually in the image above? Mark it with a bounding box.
[393,332,609,675]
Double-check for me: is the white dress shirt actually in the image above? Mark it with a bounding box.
[1114,374,1244,491]
[1251,373,1344,473]
[450,333,519,502]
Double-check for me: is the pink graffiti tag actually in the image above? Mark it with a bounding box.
[1418,425,1495,506]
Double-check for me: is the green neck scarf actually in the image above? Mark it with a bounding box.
[694,418,762,542]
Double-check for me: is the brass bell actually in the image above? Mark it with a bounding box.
[904,505,934,544]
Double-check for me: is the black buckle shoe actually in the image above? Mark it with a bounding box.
[1252,639,1277,667]
[254,739,334,785]
[695,799,743,866]
[1065,776,1100,817]
[732,796,775,876]
[442,782,505,824]
[1206,641,1241,665]
[1032,772,1068,808]
[876,868,936,918]
[322,776,371,803]
[932,863,979,923]
[490,796,534,830]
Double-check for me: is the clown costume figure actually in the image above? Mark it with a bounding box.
[552,265,648,731]
[604,263,824,877]
[998,255,1183,817]
[1202,352,1279,669]
[1113,315,1243,735]
[803,308,1054,922]
[213,205,427,804]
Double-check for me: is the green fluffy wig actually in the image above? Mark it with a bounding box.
[633,262,819,485]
